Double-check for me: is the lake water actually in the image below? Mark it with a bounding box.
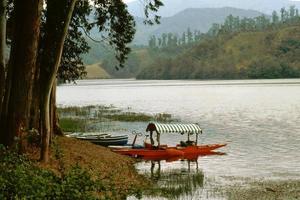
[57,79,300,199]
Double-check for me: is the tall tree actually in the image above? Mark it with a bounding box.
[0,0,163,162]
[1,0,43,150]
[38,0,78,162]
[181,32,186,45]
[187,27,193,44]
[161,33,167,47]
[272,11,279,25]
[37,0,161,162]
[0,0,7,115]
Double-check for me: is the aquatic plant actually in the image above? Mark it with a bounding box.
[142,167,204,199]
[58,105,176,132]
[59,118,88,132]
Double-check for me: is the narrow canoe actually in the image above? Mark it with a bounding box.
[112,148,184,158]
[112,143,227,160]
[169,143,227,154]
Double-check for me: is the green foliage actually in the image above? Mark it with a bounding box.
[136,7,300,80]
[247,57,282,79]
[59,165,102,200]
[59,118,87,132]
[61,0,163,81]
[57,1,91,83]
[0,148,101,199]
[148,28,203,50]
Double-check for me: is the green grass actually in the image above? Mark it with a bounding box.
[103,112,153,122]
[58,105,176,133]
[59,118,87,132]
[59,105,174,122]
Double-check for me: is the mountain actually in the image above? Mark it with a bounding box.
[133,7,264,44]
[127,0,300,17]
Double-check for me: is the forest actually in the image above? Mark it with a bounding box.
[101,6,300,80]
[136,6,300,79]
[0,0,162,198]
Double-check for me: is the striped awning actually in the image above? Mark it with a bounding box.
[146,123,202,134]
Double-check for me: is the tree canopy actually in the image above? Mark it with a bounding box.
[0,0,163,162]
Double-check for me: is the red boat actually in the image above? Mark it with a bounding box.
[111,123,227,160]
[170,143,227,154]
[113,148,184,158]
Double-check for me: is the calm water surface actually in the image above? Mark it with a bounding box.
[57,79,300,198]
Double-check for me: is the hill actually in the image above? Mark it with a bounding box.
[85,63,111,79]
[127,0,300,17]
[136,25,300,79]
[87,7,265,47]
[133,7,264,44]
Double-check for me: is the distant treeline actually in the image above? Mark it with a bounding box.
[148,28,204,49]
[148,6,300,49]
[136,6,300,80]
[208,6,300,35]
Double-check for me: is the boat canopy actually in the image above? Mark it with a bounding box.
[146,123,202,134]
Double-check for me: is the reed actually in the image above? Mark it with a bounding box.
[59,105,174,122]
[59,118,87,132]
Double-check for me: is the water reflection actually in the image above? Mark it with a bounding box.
[140,161,204,199]
[134,152,225,200]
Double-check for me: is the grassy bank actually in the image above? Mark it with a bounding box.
[1,136,148,199]
[58,105,174,132]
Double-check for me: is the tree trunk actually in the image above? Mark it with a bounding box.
[29,66,40,134]
[50,81,55,141]
[39,0,77,163]
[0,0,7,126]
[50,80,63,137]
[0,0,43,149]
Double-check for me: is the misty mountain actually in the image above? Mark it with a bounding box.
[127,0,300,17]
[133,7,264,44]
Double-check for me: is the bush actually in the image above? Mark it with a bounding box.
[0,147,102,200]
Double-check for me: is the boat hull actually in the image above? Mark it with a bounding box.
[112,143,226,160]
[169,143,227,154]
[113,148,184,159]
[89,136,129,146]
[91,139,128,146]
[67,133,129,146]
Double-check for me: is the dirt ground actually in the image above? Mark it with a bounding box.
[26,136,147,198]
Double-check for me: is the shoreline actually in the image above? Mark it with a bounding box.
[52,104,300,199]
[26,136,149,199]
